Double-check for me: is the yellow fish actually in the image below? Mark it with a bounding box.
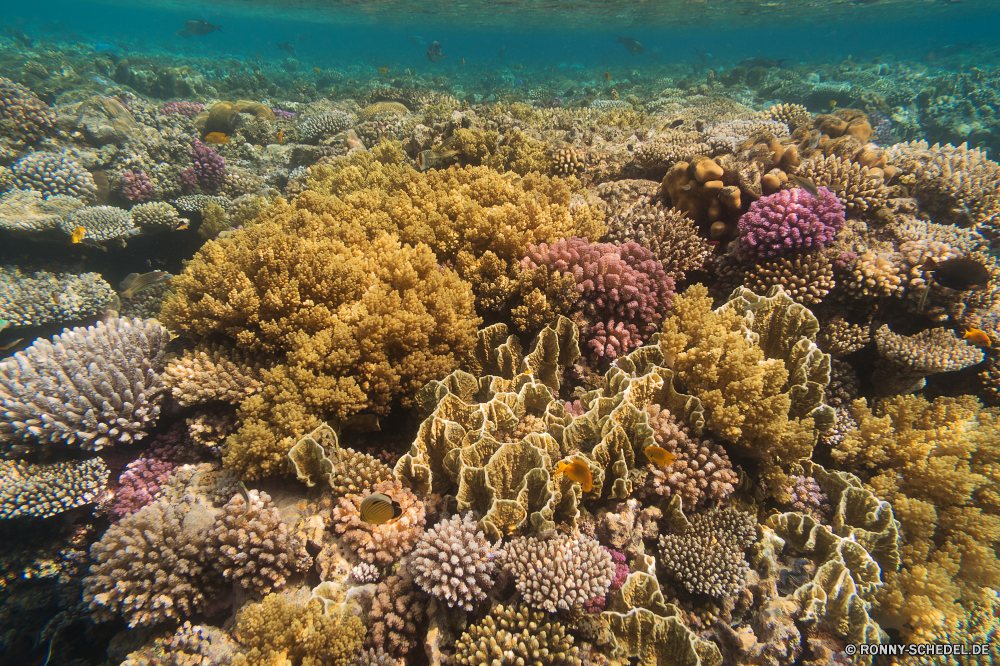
[203,132,229,144]
[645,445,676,467]
[71,225,86,243]
[963,327,993,347]
[554,460,593,493]
[313,66,321,74]
[378,66,389,74]
[360,493,403,525]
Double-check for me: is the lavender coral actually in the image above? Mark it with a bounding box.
[180,139,226,193]
[110,457,178,518]
[521,237,674,360]
[499,532,615,612]
[737,187,845,260]
[409,513,498,611]
[121,169,155,203]
[205,489,312,595]
[0,317,169,451]
[84,498,216,627]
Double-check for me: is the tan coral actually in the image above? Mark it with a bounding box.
[745,252,837,305]
[795,154,890,215]
[163,342,267,406]
[331,479,426,566]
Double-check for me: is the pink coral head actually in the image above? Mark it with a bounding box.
[737,186,845,260]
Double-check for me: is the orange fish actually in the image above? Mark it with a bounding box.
[550,66,553,72]
[963,327,993,347]
[313,66,321,74]
[276,129,283,144]
[71,225,86,243]
[604,71,610,82]
[203,132,229,144]
[378,66,389,74]
[462,58,465,66]
[554,460,593,493]
[645,445,676,467]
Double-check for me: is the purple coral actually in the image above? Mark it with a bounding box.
[160,101,204,118]
[272,108,295,120]
[121,169,155,203]
[110,457,178,519]
[781,475,831,521]
[737,187,845,260]
[179,139,226,194]
[522,238,674,360]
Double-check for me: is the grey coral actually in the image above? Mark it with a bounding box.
[0,265,115,327]
[12,151,97,201]
[300,111,355,142]
[0,457,109,519]
[409,513,498,611]
[500,532,615,612]
[873,324,984,394]
[62,205,138,241]
[204,488,312,595]
[658,507,757,598]
[0,317,169,450]
[83,498,216,627]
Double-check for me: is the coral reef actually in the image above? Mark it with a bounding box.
[409,513,498,611]
[110,457,178,518]
[737,187,845,260]
[12,151,98,201]
[0,76,56,144]
[658,507,757,598]
[452,603,580,666]
[0,457,109,519]
[331,479,427,566]
[0,317,170,451]
[0,265,114,327]
[500,532,615,612]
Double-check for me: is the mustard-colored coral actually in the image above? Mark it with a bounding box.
[162,205,479,479]
[835,394,1000,643]
[232,594,365,666]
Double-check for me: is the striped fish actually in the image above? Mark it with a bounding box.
[120,271,170,299]
[360,493,403,525]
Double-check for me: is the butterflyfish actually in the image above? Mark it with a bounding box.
[120,271,170,299]
[644,445,676,467]
[360,493,403,525]
[553,460,593,492]
[71,226,86,243]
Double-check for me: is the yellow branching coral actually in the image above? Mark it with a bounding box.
[163,206,479,479]
[837,394,1000,643]
[232,594,365,666]
[657,284,832,489]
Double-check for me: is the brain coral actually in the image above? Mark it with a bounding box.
[0,317,169,451]
[162,199,480,478]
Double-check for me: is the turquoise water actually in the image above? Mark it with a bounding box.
[2,0,1000,664]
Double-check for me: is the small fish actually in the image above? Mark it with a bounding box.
[237,481,251,521]
[707,240,722,246]
[963,327,993,347]
[462,57,465,66]
[498,44,507,57]
[829,100,838,110]
[409,35,427,46]
[680,185,692,191]
[0,338,23,351]
[276,129,283,144]
[554,460,593,492]
[175,222,189,231]
[71,225,87,243]
[404,68,415,75]
[645,445,677,467]
[921,257,991,291]
[79,238,107,252]
[175,20,221,38]
[512,64,524,70]
[789,175,820,197]
[6,27,32,48]
[378,66,389,74]
[616,36,645,56]
[360,493,403,525]
[668,118,683,128]
[738,57,787,68]
[604,71,610,82]
[426,41,447,62]
[276,42,296,57]
[202,132,229,144]
[313,66,321,74]
[120,271,170,299]
[416,147,459,171]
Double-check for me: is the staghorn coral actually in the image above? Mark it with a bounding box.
[205,489,312,595]
[635,130,712,170]
[0,457,109,519]
[0,317,169,451]
[737,187,845,260]
[844,249,904,297]
[658,507,757,598]
[873,324,984,395]
[888,140,1000,225]
[795,154,890,215]
[0,265,114,327]
[409,512,498,611]
[12,151,98,201]
[163,343,267,406]
[500,532,615,612]
[640,404,737,510]
[331,479,426,566]
[745,252,837,305]
[367,567,429,657]
[0,77,56,144]
[521,237,674,360]
[83,498,217,627]
[817,316,871,358]
[233,594,365,666]
[764,103,812,131]
[452,603,580,666]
